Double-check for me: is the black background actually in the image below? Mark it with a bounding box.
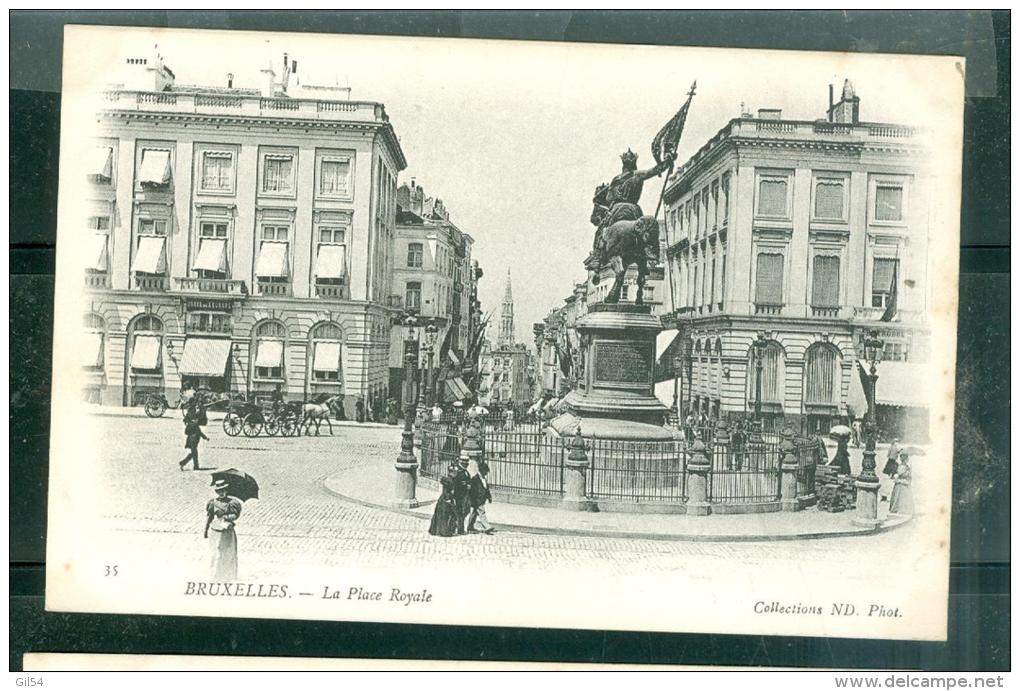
[9,10,1010,671]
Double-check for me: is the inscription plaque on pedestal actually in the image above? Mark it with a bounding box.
[593,341,653,386]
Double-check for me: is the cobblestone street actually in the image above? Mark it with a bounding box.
[91,412,926,584]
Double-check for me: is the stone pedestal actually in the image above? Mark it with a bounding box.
[393,461,419,509]
[852,478,882,528]
[779,430,800,512]
[685,439,712,516]
[549,303,672,441]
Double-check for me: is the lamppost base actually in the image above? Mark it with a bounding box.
[852,478,882,528]
[394,460,419,509]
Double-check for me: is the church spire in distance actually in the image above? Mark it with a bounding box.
[499,268,515,347]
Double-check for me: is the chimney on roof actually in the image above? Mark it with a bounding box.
[227,73,234,89]
[828,78,860,124]
[758,108,782,120]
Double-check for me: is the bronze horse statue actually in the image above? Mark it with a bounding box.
[586,208,660,305]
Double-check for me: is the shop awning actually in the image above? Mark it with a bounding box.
[654,329,682,383]
[255,241,289,278]
[179,338,232,377]
[254,340,284,368]
[444,376,471,401]
[447,349,461,366]
[82,332,104,368]
[848,360,931,416]
[314,244,347,280]
[654,379,676,409]
[134,236,167,274]
[88,233,109,271]
[92,146,113,178]
[543,396,560,411]
[312,341,341,372]
[130,334,162,370]
[138,149,171,185]
[193,238,227,273]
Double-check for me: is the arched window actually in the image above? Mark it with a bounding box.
[804,343,840,405]
[746,340,785,405]
[129,314,164,372]
[253,321,286,381]
[82,313,105,369]
[310,322,343,383]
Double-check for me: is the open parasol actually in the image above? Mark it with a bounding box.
[899,446,927,457]
[828,424,852,438]
[210,468,260,502]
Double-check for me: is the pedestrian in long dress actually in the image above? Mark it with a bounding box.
[179,412,209,471]
[467,459,495,534]
[428,465,462,537]
[889,453,914,516]
[204,480,242,580]
[883,438,901,477]
[452,458,472,534]
[355,397,365,423]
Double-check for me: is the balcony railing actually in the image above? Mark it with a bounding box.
[754,302,784,316]
[105,90,390,124]
[175,277,247,295]
[811,305,840,318]
[315,283,344,299]
[135,274,169,292]
[257,280,291,297]
[84,272,109,289]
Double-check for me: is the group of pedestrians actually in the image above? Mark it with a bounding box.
[428,456,495,538]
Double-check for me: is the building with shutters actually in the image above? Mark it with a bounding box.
[79,45,405,416]
[658,80,934,439]
[388,180,479,407]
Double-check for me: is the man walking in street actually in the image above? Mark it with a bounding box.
[452,456,472,535]
[179,408,209,471]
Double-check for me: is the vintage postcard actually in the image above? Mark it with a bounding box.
[46,24,963,642]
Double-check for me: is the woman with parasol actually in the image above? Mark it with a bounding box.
[889,448,920,516]
[204,469,259,580]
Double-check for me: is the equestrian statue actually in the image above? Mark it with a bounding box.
[584,82,697,305]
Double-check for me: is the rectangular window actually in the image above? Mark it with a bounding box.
[200,222,228,239]
[186,312,232,334]
[88,216,111,231]
[871,258,898,308]
[138,149,172,188]
[757,176,788,217]
[755,252,784,304]
[262,155,294,193]
[261,225,290,242]
[875,185,903,222]
[319,159,352,197]
[405,281,422,311]
[720,174,730,222]
[138,218,167,236]
[90,145,114,184]
[814,179,845,220]
[318,226,346,244]
[200,152,233,192]
[407,242,424,268]
[811,255,840,306]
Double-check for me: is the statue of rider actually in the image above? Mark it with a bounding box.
[585,148,674,270]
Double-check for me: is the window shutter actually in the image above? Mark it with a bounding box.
[872,258,897,293]
[758,179,787,216]
[755,253,784,304]
[812,256,840,306]
[814,181,844,219]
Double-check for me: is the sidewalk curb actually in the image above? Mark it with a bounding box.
[321,469,913,543]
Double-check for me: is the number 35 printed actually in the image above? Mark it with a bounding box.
[105,565,119,577]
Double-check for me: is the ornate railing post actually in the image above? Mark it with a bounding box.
[685,438,711,516]
[714,419,730,470]
[563,427,590,510]
[779,425,800,512]
[463,417,484,472]
[795,434,817,508]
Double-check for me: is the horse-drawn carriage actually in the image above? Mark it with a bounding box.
[221,394,341,437]
[222,399,301,438]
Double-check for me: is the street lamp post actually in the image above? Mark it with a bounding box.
[752,331,767,424]
[853,329,884,527]
[425,323,439,406]
[395,316,420,508]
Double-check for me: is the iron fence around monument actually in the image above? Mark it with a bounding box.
[587,438,688,502]
[417,421,805,509]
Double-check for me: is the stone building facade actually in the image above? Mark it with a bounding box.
[388,180,478,405]
[478,271,533,408]
[79,47,405,418]
[660,81,933,438]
